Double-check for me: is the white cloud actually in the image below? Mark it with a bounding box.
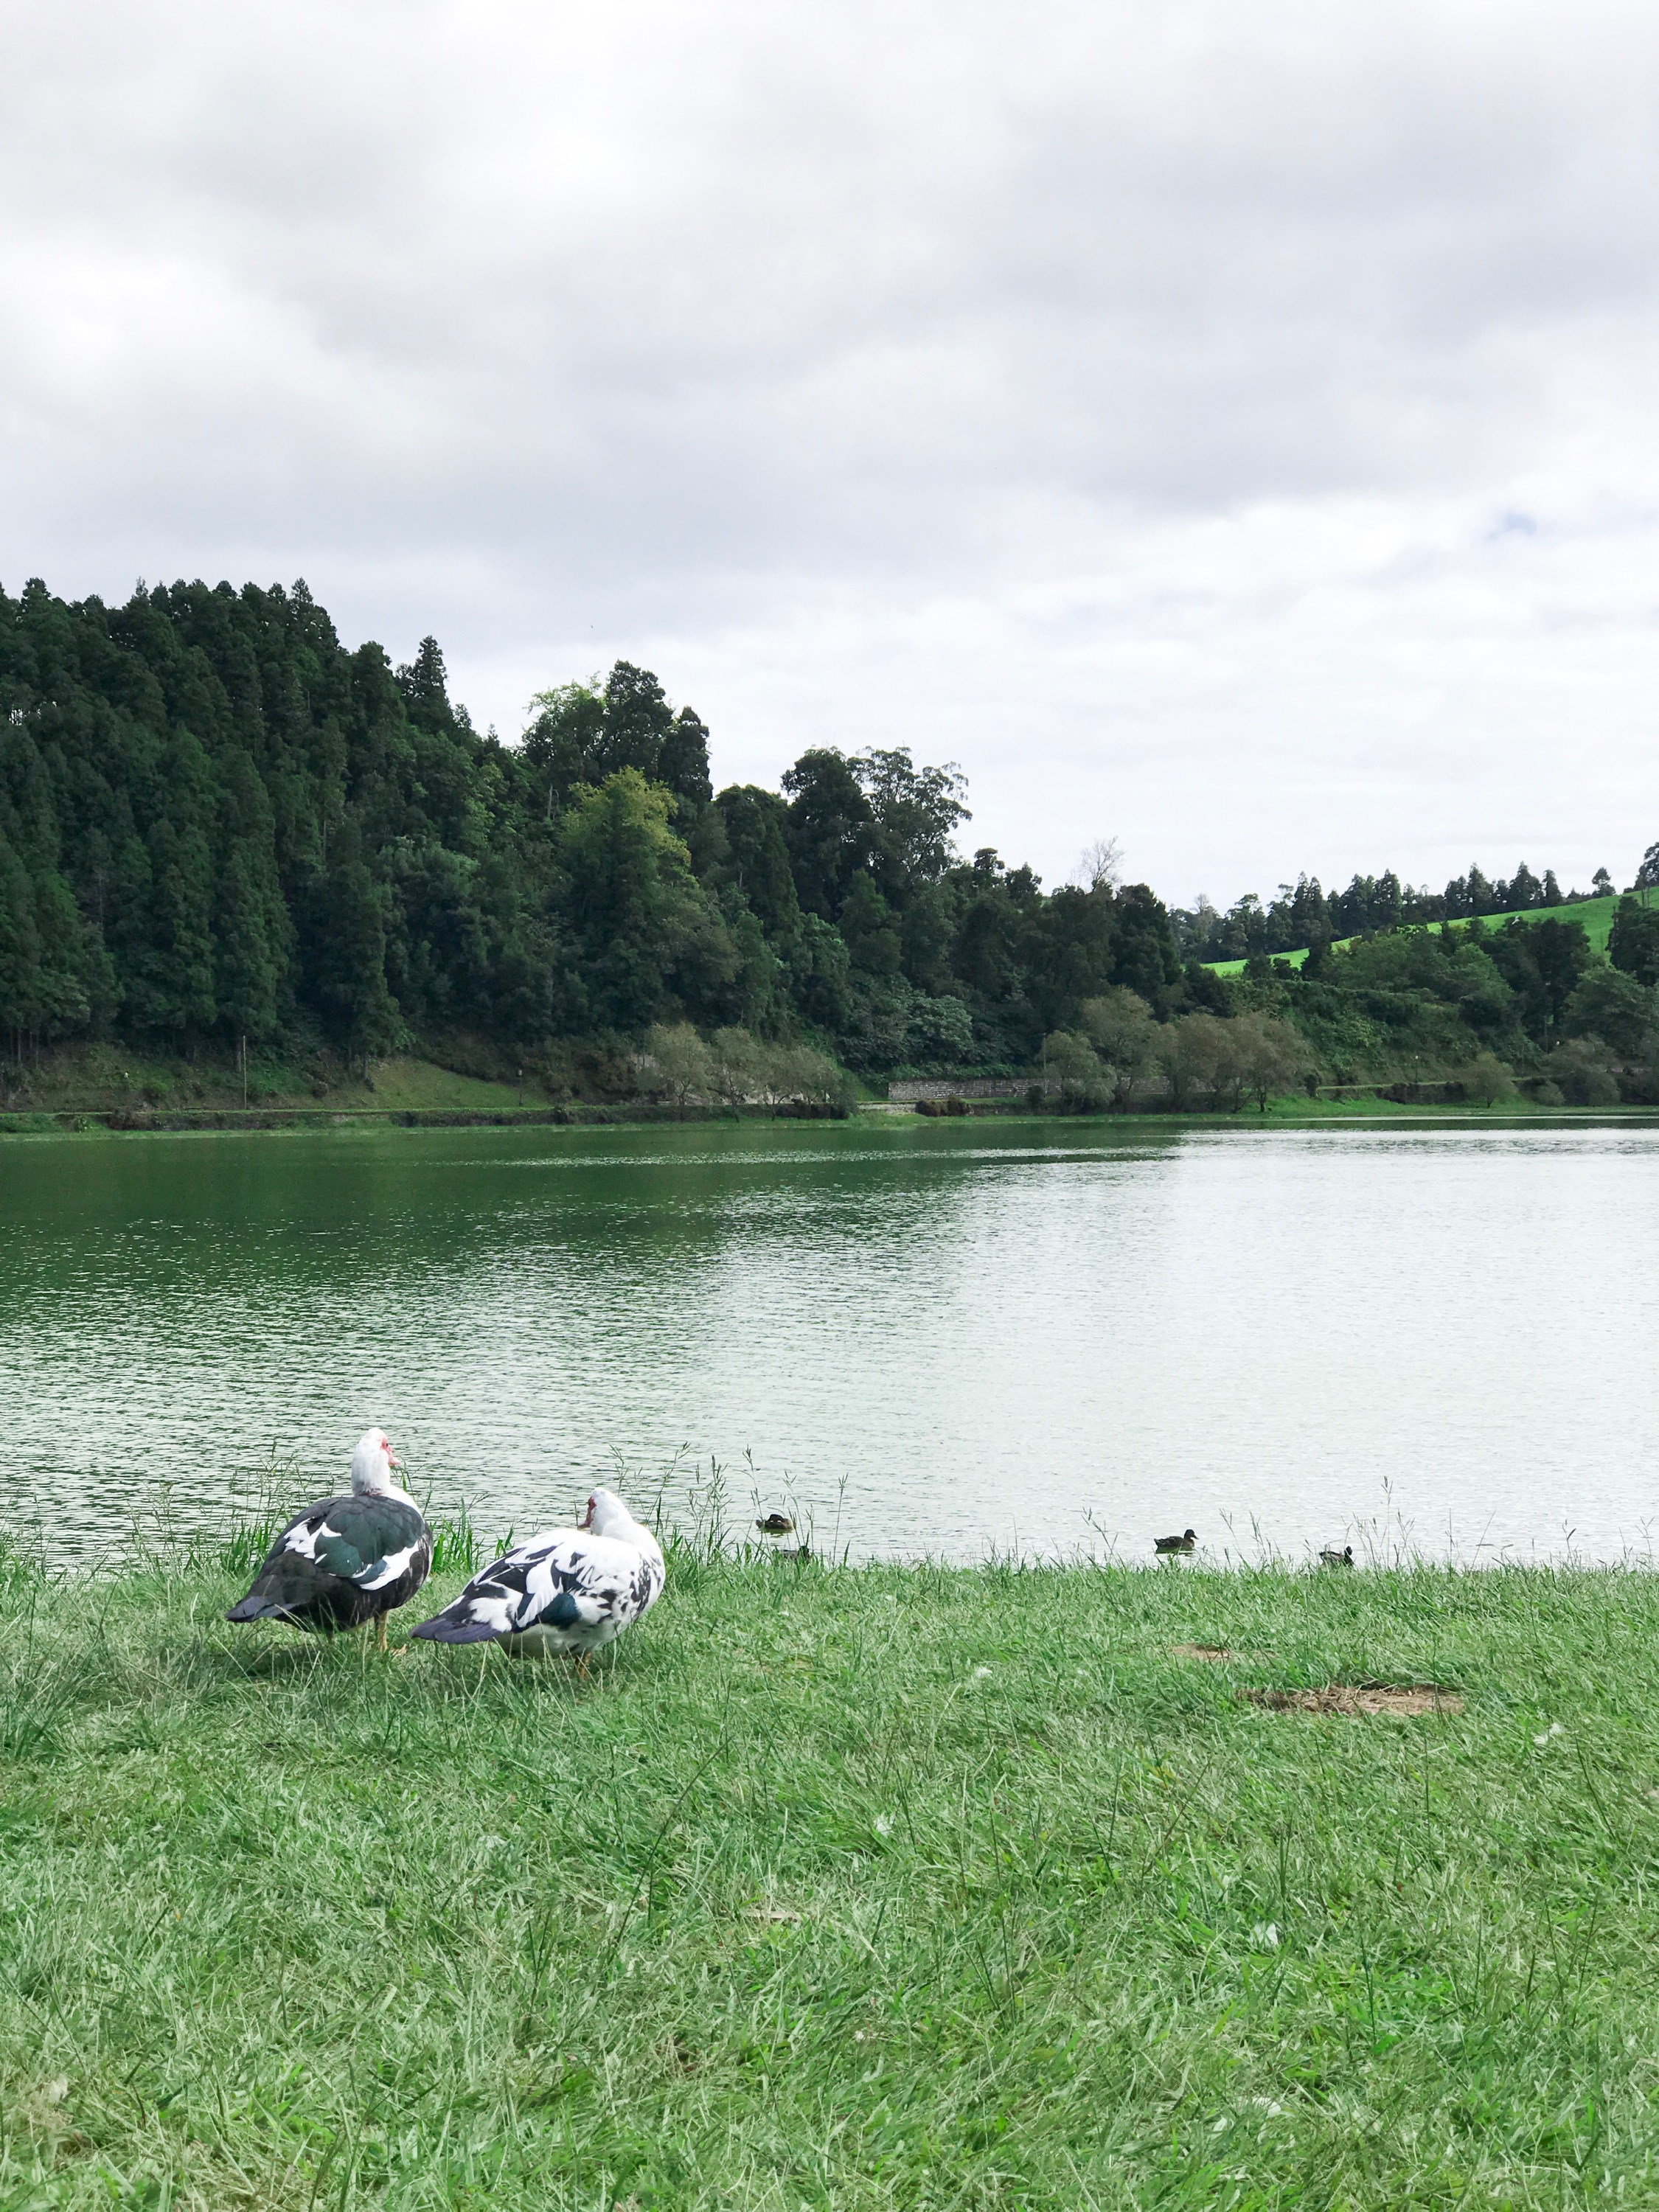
[4,0,1659,900]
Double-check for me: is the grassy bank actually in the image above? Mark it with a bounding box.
[0,1045,544,1126]
[0,1044,584,1116]
[0,1044,872,1135]
[4,1042,1653,1139]
[4,1551,1659,2207]
[8,1087,1656,1140]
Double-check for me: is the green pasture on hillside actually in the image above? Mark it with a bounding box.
[3,1540,1659,2207]
[1205,893,1623,978]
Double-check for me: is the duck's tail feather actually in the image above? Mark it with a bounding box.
[408,1613,499,1644]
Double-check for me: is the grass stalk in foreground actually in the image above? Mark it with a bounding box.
[1,1548,1658,2207]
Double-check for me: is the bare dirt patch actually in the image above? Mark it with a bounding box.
[1242,1683,1463,1717]
[1172,1644,1231,1662]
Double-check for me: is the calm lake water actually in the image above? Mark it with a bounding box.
[2,1116,1656,1568]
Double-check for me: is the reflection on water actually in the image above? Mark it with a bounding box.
[2,1117,1657,1565]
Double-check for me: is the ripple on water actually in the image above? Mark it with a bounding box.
[3,1119,1658,1566]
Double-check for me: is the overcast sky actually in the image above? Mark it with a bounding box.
[4,2,1659,906]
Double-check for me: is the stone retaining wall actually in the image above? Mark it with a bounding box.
[888,1077,1054,1101]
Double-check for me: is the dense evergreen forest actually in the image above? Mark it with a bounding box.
[3,574,1657,1110]
[0,577,1190,1086]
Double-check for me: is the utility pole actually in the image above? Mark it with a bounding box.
[240,1034,248,1110]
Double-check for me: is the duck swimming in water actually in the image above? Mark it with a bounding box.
[1153,1528,1197,1556]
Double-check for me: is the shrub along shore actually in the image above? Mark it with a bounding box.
[2,1541,1658,2208]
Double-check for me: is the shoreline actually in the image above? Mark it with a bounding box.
[14,1533,1659,1581]
[4,1098,1659,1136]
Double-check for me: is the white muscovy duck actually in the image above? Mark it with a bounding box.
[226,1428,432,1650]
[409,1485,664,1666]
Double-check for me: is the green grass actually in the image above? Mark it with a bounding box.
[1206,894,1624,978]
[5,1544,1659,2208]
[0,1044,542,1119]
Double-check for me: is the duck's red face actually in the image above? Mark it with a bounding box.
[580,1495,596,1529]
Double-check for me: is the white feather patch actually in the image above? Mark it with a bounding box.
[360,1543,420,1590]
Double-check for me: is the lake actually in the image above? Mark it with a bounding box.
[2,1116,1655,1567]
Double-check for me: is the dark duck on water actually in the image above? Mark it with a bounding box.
[411,1485,664,1670]
[226,1428,432,1650]
[1154,1528,1197,1556]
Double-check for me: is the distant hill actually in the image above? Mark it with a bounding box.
[1204,894,1623,976]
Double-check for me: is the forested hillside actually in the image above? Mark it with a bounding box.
[1174,858,1622,964]
[0,577,1190,1082]
[6,573,1658,1113]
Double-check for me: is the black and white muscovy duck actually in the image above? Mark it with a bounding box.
[226,1428,432,1650]
[409,1485,664,1669]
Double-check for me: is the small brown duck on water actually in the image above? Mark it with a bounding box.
[756,1512,796,1537]
[1320,1545,1354,1568]
[1154,1528,1197,1556]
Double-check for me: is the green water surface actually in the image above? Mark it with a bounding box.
[2,1116,1656,1563]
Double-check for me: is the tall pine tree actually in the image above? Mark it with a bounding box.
[0,831,41,1051]
[301,817,399,1065]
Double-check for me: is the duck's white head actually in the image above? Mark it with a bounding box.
[349,1427,402,1496]
[580,1486,635,1539]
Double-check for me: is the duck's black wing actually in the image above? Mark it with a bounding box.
[226,1494,431,1633]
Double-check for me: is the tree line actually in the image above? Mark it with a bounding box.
[1175,859,1624,966]
[1004,897,1659,1116]
[1209,902,1659,1108]
[7,572,1658,1111]
[0,577,1200,1085]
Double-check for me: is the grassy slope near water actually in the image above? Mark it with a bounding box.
[0,1044,537,1119]
[4,1554,1659,2209]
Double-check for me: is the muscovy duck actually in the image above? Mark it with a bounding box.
[410,1485,664,1668]
[226,1428,431,1649]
